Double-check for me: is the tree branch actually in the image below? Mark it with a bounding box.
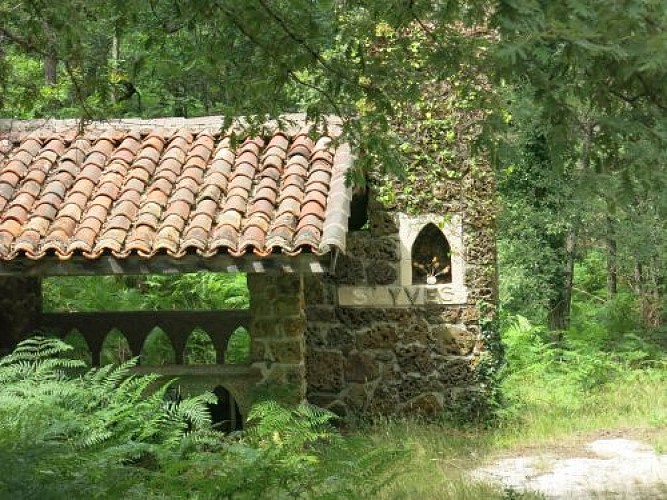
[0,28,47,57]
[63,61,94,123]
[219,5,344,118]
[255,0,379,97]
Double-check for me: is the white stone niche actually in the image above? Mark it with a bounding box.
[337,213,468,307]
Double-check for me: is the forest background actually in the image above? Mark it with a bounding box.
[0,1,665,498]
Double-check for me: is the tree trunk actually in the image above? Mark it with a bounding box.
[548,227,576,335]
[606,216,617,298]
[634,260,664,328]
[547,125,590,335]
[44,54,57,85]
[43,22,57,86]
[0,33,5,110]
[110,28,120,104]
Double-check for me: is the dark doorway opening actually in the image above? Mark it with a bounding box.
[207,385,243,432]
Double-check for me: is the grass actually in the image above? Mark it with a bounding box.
[351,355,667,499]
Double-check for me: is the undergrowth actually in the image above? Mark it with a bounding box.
[0,337,404,499]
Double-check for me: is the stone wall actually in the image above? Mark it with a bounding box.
[248,274,307,405]
[304,173,498,418]
[0,277,42,355]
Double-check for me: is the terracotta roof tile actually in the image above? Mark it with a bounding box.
[0,115,351,261]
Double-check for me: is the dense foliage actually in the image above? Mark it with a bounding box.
[1,2,666,495]
[2,0,664,329]
[0,337,404,498]
[44,273,249,312]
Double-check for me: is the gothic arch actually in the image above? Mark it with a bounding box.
[411,223,452,285]
[184,328,216,365]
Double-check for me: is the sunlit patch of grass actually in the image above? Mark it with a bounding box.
[494,367,667,450]
[355,419,541,499]
[347,364,666,499]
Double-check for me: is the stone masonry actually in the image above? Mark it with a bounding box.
[248,274,307,405]
[304,176,498,418]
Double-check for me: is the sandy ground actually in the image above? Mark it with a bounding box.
[473,437,667,499]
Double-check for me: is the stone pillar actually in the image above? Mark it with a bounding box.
[247,274,307,405]
[0,277,42,355]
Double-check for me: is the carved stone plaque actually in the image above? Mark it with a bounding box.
[337,284,467,307]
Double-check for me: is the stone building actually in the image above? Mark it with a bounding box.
[0,115,498,420]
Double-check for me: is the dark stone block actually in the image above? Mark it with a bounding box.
[305,324,326,348]
[304,277,326,304]
[366,261,398,285]
[306,305,336,322]
[347,234,399,262]
[435,357,475,386]
[325,326,356,354]
[368,385,398,415]
[344,383,369,411]
[326,400,349,418]
[268,338,305,363]
[307,392,340,408]
[358,324,399,350]
[251,318,282,338]
[334,254,366,285]
[281,317,306,338]
[402,393,444,417]
[306,349,344,392]
[460,307,480,322]
[423,306,463,324]
[432,324,474,355]
[395,343,435,374]
[395,376,445,403]
[251,339,268,362]
[368,201,398,236]
[401,317,431,345]
[345,351,379,383]
[336,307,413,328]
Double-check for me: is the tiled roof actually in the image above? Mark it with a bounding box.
[0,115,351,261]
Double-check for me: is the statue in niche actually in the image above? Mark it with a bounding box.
[411,223,452,285]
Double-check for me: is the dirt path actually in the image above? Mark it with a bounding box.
[473,436,667,499]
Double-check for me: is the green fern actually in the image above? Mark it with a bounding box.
[0,337,405,498]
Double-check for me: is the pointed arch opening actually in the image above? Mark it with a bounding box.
[62,329,92,365]
[207,385,243,433]
[100,329,132,365]
[226,326,250,365]
[184,328,216,365]
[411,223,452,285]
[141,327,176,366]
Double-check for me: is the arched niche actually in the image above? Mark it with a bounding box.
[184,328,216,365]
[62,329,92,366]
[207,385,243,433]
[225,326,250,365]
[411,223,452,285]
[141,327,176,366]
[100,329,132,365]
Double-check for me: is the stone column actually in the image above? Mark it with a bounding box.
[247,274,307,405]
[0,277,42,355]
